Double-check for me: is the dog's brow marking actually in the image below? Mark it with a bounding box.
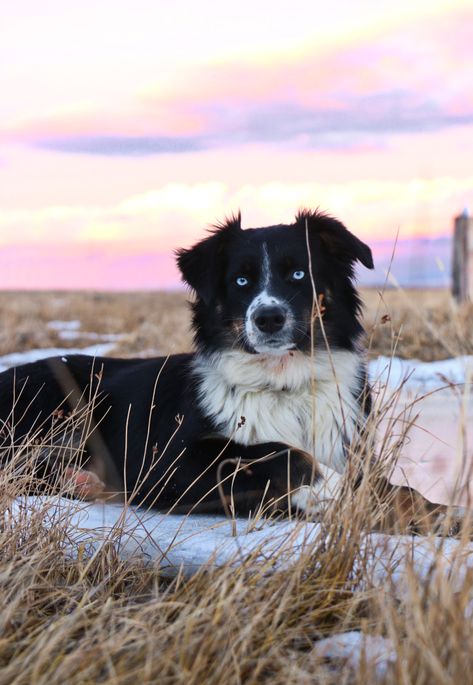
[262,242,271,290]
[244,241,292,350]
[253,242,278,306]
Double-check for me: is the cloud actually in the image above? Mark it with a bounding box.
[23,93,473,157]
[0,173,470,289]
[2,7,472,156]
[0,176,472,252]
[38,135,206,156]
[0,243,180,290]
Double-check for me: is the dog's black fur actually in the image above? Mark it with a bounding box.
[0,210,375,515]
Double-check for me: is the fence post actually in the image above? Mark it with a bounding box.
[452,209,473,302]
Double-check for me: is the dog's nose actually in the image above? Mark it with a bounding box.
[253,306,287,333]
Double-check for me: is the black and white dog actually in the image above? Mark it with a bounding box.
[0,210,399,517]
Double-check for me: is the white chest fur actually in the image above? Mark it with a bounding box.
[192,349,364,473]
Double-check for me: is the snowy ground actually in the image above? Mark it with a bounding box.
[7,493,473,675]
[10,495,473,584]
[3,328,473,673]
[370,355,473,505]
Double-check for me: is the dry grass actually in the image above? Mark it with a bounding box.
[1,392,473,684]
[0,287,472,362]
[0,286,472,682]
[0,291,191,359]
[362,288,473,361]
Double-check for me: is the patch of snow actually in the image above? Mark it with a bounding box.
[57,330,125,342]
[312,631,396,677]
[8,497,473,590]
[46,319,125,343]
[47,320,81,332]
[369,355,473,392]
[0,344,117,372]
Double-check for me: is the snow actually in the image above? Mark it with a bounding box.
[57,330,125,342]
[6,490,473,678]
[367,356,473,505]
[46,319,126,342]
[9,497,320,575]
[47,320,81,332]
[0,344,117,373]
[0,322,127,372]
[312,632,396,676]
[9,496,473,590]
[369,355,473,392]
[15,495,464,674]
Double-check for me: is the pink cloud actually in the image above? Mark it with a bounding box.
[2,8,472,156]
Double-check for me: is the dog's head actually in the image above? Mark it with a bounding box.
[176,209,374,355]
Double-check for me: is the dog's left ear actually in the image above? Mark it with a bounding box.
[176,213,242,303]
[297,210,374,269]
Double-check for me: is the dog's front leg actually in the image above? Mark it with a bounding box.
[157,437,325,517]
[290,463,343,516]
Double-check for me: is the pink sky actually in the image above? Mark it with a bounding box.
[1,0,472,289]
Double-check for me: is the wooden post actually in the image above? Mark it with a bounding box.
[452,209,473,302]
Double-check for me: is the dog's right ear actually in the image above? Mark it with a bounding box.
[176,213,241,304]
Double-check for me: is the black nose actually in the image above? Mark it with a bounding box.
[253,306,287,333]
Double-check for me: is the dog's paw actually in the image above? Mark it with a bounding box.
[291,466,342,518]
[64,467,105,500]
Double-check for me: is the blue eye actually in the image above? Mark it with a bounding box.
[236,276,249,287]
[292,270,305,281]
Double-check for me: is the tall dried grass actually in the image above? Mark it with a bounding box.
[1,382,472,684]
[1,287,473,361]
[363,288,473,361]
[0,286,472,682]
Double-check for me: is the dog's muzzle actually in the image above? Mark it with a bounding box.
[245,302,295,353]
[253,305,287,334]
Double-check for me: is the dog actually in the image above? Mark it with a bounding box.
[0,210,465,528]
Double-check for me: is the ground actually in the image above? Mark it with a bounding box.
[1,287,472,361]
[0,287,472,684]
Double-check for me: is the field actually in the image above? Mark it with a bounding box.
[0,287,473,684]
[1,287,473,361]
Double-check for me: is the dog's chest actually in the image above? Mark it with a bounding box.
[193,351,362,473]
[213,385,315,449]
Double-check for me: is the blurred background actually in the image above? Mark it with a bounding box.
[1,0,472,291]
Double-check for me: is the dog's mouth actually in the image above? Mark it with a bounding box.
[243,319,305,355]
[242,330,299,355]
[252,338,296,355]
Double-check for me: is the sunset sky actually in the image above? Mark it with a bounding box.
[1,0,472,289]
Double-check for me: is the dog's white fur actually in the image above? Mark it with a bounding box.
[290,465,343,513]
[193,348,365,512]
